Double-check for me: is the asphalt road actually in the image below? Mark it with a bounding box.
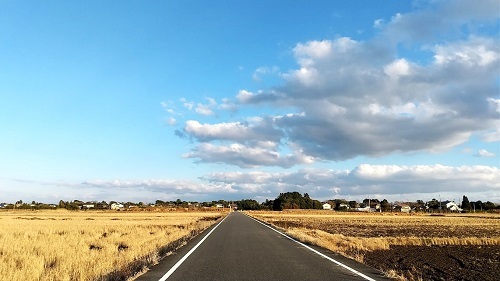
[136,212,390,281]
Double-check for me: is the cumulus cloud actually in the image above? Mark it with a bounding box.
[195,98,217,116]
[183,118,282,143]
[81,179,237,194]
[475,149,496,158]
[201,164,500,200]
[381,0,498,43]
[176,0,499,167]
[183,142,313,168]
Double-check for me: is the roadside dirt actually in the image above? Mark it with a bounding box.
[364,245,500,281]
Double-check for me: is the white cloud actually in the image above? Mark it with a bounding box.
[175,0,499,167]
[482,130,500,143]
[183,118,282,143]
[433,37,499,66]
[475,149,496,158]
[384,58,411,78]
[218,98,237,111]
[180,98,194,110]
[183,142,313,168]
[194,98,217,116]
[373,18,384,28]
[237,90,254,103]
[253,66,280,81]
[202,164,500,200]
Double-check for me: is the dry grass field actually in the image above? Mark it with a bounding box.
[248,210,500,281]
[0,209,225,281]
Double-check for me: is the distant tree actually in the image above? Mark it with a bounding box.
[380,199,390,212]
[58,200,66,208]
[428,198,440,210]
[475,200,483,211]
[261,199,274,210]
[272,198,283,211]
[348,201,358,208]
[235,199,262,210]
[483,201,496,210]
[461,195,471,211]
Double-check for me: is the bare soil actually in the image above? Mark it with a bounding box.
[256,214,500,280]
[364,245,500,281]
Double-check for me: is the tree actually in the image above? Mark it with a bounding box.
[483,201,495,210]
[461,195,471,211]
[348,201,358,208]
[58,200,66,208]
[428,199,440,210]
[380,199,390,212]
[272,198,283,211]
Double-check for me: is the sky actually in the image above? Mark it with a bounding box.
[0,0,499,204]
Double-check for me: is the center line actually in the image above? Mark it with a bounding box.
[246,214,377,281]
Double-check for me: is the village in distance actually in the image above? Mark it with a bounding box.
[1,192,498,213]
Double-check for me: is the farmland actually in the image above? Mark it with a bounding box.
[0,209,225,281]
[248,210,500,281]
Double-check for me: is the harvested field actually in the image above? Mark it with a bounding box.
[249,211,500,281]
[0,209,225,281]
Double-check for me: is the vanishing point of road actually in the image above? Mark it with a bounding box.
[136,212,390,281]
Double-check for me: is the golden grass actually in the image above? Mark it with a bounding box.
[0,209,225,281]
[247,211,500,280]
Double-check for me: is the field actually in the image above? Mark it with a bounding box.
[248,210,500,281]
[0,209,225,281]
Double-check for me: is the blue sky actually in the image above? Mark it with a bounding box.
[1,0,498,204]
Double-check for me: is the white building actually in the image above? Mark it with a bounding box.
[322,203,332,210]
[446,202,463,212]
[110,203,124,210]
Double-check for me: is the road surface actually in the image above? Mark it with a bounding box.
[136,212,390,281]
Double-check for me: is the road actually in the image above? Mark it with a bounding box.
[136,212,390,281]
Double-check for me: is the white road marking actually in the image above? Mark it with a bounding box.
[247,214,378,281]
[158,214,229,281]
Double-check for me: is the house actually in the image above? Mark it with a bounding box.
[82,204,95,209]
[322,203,332,210]
[446,201,463,212]
[355,206,375,212]
[215,203,224,208]
[110,203,124,210]
[338,203,350,210]
[394,204,411,213]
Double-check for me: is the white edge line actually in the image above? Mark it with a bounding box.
[158,214,229,281]
[246,214,377,281]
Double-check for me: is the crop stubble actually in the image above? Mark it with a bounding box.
[249,211,500,281]
[0,210,224,281]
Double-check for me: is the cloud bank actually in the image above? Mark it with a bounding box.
[5,164,497,203]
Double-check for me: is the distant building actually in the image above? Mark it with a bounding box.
[322,203,332,210]
[446,201,463,212]
[338,203,350,210]
[394,204,411,213]
[355,206,376,212]
[215,204,224,208]
[110,203,124,210]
